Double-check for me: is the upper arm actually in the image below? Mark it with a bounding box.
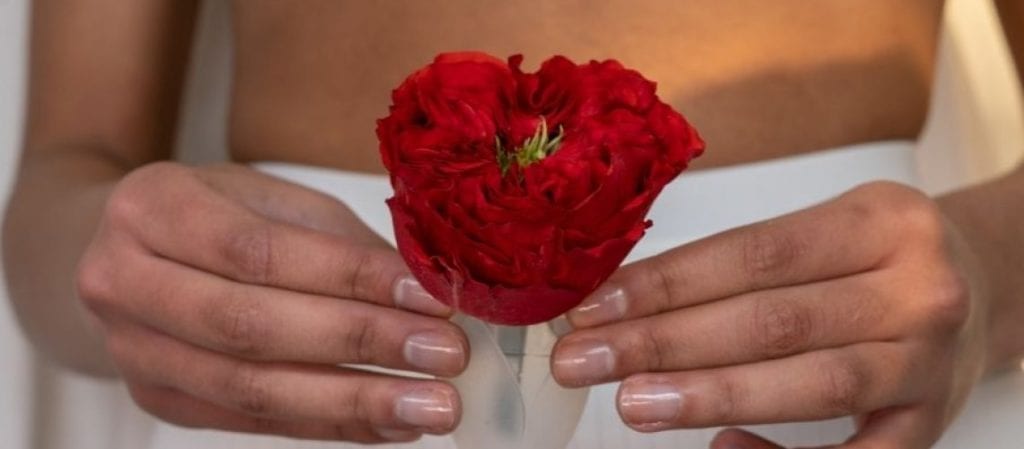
[996,0,1024,92]
[995,0,1024,178]
[24,0,199,170]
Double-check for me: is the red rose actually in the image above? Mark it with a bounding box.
[379,52,704,325]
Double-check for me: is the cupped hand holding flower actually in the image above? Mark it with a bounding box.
[554,182,990,449]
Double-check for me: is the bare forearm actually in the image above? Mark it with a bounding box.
[9,0,201,376]
[938,164,1024,372]
[3,149,127,377]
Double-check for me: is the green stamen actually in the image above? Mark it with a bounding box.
[496,118,565,177]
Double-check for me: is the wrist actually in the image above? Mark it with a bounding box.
[938,186,1020,373]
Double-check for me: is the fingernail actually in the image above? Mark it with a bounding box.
[403,330,466,375]
[553,339,615,385]
[394,388,457,432]
[568,285,627,327]
[394,276,451,317]
[374,427,422,442]
[549,316,573,337]
[618,378,682,430]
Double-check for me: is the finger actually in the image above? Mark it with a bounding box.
[103,251,466,376]
[194,164,387,242]
[568,184,919,328]
[110,326,462,435]
[715,407,942,449]
[614,342,924,431]
[834,406,942,449]
[107,164,449,316]
[710,428,784,449]
[555,271,913,386]
[128,384,422,443]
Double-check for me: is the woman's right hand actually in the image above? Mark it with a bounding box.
[75,162,467,443]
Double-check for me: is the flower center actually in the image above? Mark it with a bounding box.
[496,118,564,176]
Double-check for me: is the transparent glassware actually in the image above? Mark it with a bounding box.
[451,314,588,449]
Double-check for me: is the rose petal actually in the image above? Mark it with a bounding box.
[378,52,704,325]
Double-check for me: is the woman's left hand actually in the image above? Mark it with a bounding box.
[552,181,990,449]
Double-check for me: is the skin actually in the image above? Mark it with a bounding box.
[3,0,1024,447]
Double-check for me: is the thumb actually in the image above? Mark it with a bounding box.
[831,406,941,449]
[711,406,941,449]
[711,428,784,449]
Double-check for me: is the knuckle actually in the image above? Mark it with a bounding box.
[75,251,115,310]
[340,248,374,300]
[616,325,670,373]
[103,185,144,229]
[900,199,945,243]
[827,282,886,335]
[338,383,374,425]
[222,224,276,284]
[923,269,971,332]
[740,224,803,283]
[343,312,381,363]
[693,374,742,425]
[207,294,271,358]
[837,189,885,231]
[847,181,942,239]
[646,257,680,312]
[843,193,878,223]
[819,352,869,414]
[750,298,813,357]
[106,162,187,227]
[636,326,671,372]
[227,363,273,415]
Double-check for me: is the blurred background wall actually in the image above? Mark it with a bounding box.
[0,1,1023,449]
[1,0,33,448]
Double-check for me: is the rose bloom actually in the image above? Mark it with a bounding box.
[379,52,704,325]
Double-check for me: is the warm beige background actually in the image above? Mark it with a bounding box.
[1,1,1023,449]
